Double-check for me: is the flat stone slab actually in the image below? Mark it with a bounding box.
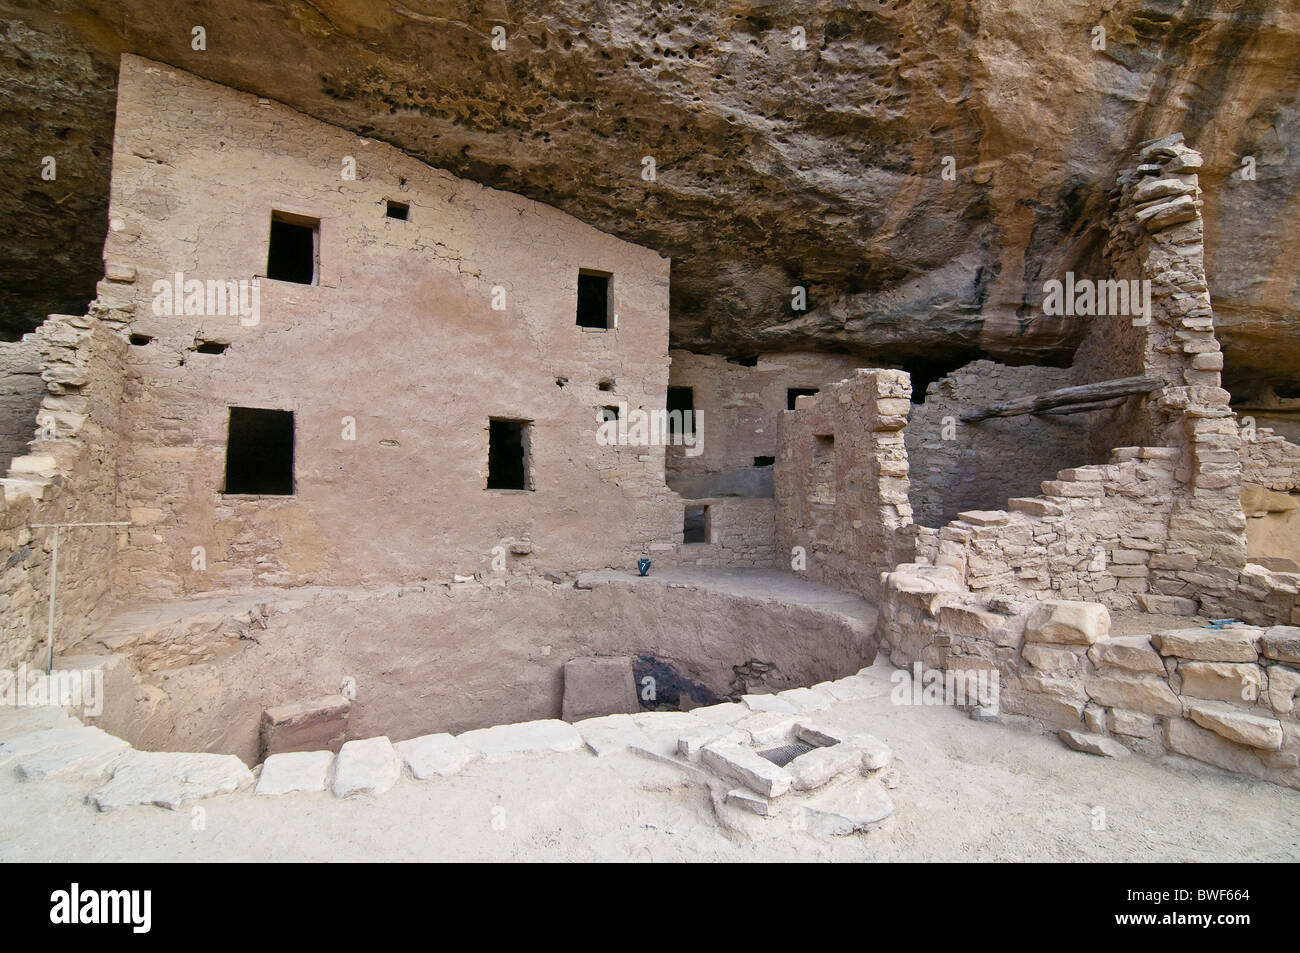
[1186,702,1284,750]
[794,723,845,747]
[574,714,652,757]
[13,727,130,781]
[561,656,639,722]
[458,719,583,762]
[726,787,773,817]
[734,711,799,747]
[819,675,881,703]
[1151,627,1262,662]
[88,750,253,811]
[741,693,799,714]
[701,741,792,798]
[800,780,894,835]
[777,687,833,713]
[689,702,749,726]
[677,725,748,761]
[1059,729,1129,758]
[331,737,400,797]
[630,711,706,758]
[0,706,78,739]
[394,733,478,778]
[789,744,859,791]
[256,750,334,795]
[0,725,109,767]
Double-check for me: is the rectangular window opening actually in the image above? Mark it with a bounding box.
[224,407,294,495]
[194,340,228,355]
[683,504,709,544]
[667,386,694,438]
[266,211,319,285]
[576,270,611,329]
[385,200,410,220]
[129,334,152,347]
[487,418,532,490]
[788,387,819,411]
[753,456,775,467]
[598,379,615,392]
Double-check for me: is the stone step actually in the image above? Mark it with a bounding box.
[457,719,584,762]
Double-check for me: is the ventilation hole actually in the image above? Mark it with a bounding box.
[753,456,775,467]
[385,200,409,220]
[727,355,759,367]
[129,334,152,346]
[598,379,615,392]
[194,341,228,355]
[758,742,815,767]
[555,377,568,388]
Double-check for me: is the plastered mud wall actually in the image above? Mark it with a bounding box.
[665,350,863,498]
[102,578,877,765]
[106,55,680,599]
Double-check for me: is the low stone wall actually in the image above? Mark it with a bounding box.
[0,313,128,670]
[1241,426,1300,493]
[0,334,44,471]
[876,569,1300,789]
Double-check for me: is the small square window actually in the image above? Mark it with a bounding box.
[753,456,775,467]
[576,270,611,329]
[487,418,532,490]
[386,200,409,220]
[601,405,620,422]
[266,211,318,285]
[224,407,294,495]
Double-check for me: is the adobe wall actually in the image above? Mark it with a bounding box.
[0,334,44,470]
[665,350,863,498]
[775,369,915,601]
[0,313,127,670]
[105,56,680,599]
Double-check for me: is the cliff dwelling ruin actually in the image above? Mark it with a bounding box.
[2,4,1299,872]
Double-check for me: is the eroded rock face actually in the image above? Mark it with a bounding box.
[4,0,1299,393]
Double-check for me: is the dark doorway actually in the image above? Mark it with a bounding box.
[487,418,531,490]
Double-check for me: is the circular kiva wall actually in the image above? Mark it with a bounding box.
[89,578,877,765]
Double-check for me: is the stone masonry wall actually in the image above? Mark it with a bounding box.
[654,497,776,569]
[775,369,914,601]
[665,350,863,498]
[1240,426,1300,493]
[0,334,45,470]
[906,361,1106,527]
[0,312,127,670]
[105,56,680,599]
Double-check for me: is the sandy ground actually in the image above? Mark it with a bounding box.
[2,660,1298,862]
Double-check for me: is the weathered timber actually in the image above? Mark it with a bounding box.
[1039,397,1129,416]
[961,376,1164,423]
